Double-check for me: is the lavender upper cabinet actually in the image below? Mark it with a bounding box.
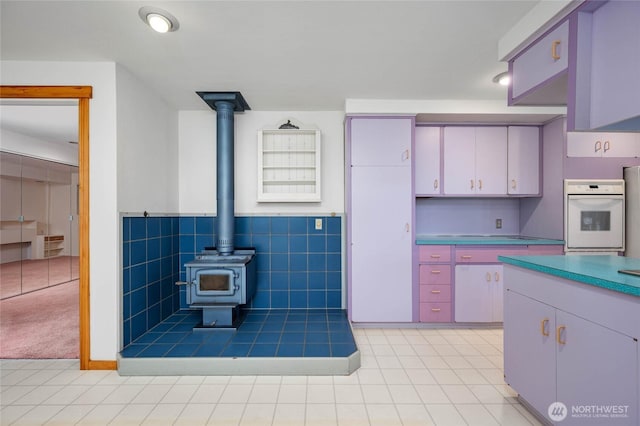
[350,118,411,166]
[510,21,569,106]
[443,127,507,196]
[347,117,414,323]
[509,1,640,131]
[414,127,441,195]
[573,0,640,131]
[566,131,640,158]
[507,126,540,195]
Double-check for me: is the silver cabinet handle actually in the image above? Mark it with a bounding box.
[603,140,610,153]
[434,179,438,190]
[595,140,602,152]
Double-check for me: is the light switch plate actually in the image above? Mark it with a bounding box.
[315,218,323,230]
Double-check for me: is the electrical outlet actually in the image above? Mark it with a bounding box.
[315,218,323,230]
[496,218,502,229]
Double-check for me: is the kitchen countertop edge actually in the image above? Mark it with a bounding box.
[415,235,564,245]
[498,255,640,297]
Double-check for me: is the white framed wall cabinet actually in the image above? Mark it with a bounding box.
[257,120,321,202]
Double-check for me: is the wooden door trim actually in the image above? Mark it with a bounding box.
[1,85,114,370]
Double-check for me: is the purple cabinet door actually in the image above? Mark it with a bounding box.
[555,310,638,426]
[504,289,557,417]
[350,118,412,167]
[512,21,569,100]
[350,165,412,322]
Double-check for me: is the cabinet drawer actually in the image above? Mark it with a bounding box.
[419,265,451,285]
[420,302,452,323]
[420,285,451,303]
[418,245,451,263]
[456,247,527,263]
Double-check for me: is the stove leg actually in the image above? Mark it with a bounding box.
[200,304,239,328]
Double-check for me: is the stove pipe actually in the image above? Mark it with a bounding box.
[196,92,251,256]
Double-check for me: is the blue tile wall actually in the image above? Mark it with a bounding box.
[122,216,180,346]
[123,215,343,347]
[178,216,343,311]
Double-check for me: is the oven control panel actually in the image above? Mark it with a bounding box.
[564,179,625,195]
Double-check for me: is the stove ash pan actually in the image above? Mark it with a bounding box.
[180,249,256,328]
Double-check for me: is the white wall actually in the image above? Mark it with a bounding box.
[179,110,345,215]
[0,128,78,166]
[1,60,119,360]
[116,65,179,214]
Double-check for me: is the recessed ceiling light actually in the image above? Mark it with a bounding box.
[492,72,511,86]
[138,7,180,33]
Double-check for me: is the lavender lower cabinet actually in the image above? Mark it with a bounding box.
[454,265,503,322]
[556,310,637,425]
[504,266,639,425]
[504,290,557,418]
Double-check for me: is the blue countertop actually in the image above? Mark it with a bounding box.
[498,255,640,297]
[416,235,564,245]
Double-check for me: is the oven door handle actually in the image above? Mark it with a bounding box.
[175,280,194,286]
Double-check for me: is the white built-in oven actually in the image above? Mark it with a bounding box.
[564,179,625,252]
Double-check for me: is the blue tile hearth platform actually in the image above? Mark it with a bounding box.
[117,309,360,376]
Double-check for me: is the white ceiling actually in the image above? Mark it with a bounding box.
[0,0,542,112]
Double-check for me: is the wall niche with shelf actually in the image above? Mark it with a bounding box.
[257,118,321,202]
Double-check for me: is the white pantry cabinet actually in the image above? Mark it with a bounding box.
[454,264,503,322]
[443,127,507,195]
[414,126,441,195]
[507,126,540,195]
[347,117,414,322]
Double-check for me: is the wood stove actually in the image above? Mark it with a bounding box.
[183,248,256,328]
[177,92,256,330]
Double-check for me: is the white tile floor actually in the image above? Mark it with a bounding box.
[0,328,543,425]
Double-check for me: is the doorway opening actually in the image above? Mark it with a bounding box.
[0,86,94,369]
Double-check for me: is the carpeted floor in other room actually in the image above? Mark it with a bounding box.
[0,280,79,359]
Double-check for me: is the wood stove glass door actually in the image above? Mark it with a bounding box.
[195,268,237,297]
